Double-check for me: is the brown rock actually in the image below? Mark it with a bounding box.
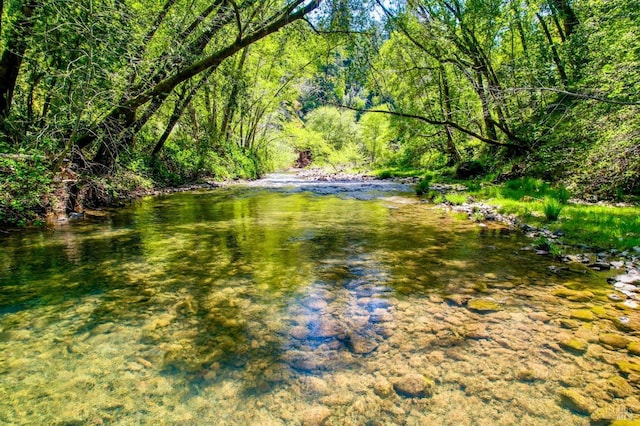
[608,376,634,398]
[392,374,435,398]
[599,333,631,349]
[528,312,551,323]
[559,389,596,415]
[301,406,332,426]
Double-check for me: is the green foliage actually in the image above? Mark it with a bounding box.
[0,152,52,226]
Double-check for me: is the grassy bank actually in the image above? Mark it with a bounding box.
[418,176,640,252]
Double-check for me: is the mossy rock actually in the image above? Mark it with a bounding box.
[591,306,607,316]
[467,298,502,313]
[599,333,632,349]
[616,360,640,374]
[559,338,588,354]
[627,341,640,356]
[559,389,595,415]
[570,309,595,322]
[611,421,640,426]
[607,376,634,398]
[553,288,594,302]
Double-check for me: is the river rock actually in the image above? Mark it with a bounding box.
[570,309,595,322]
[303,298,329,311]
[559,389,596,415]
[301,406,331,426]
[373,377,395,397]
[369,308,393,323]
[616,360,640,374]
[590,405,629,423]
[528,312,551,323]
[309,319,340,339]
[559,319,580,329]
[610,420,640,426]
[467,298,502,313]
[627,341,640,355]
[613,316,640,332]
[613,271,640,285]
[599,333,631,349]
[344,332,379,354]
[392,374,435,398]
[301,377,330,396]
[291,326,310,340]
[444,294,470,306]
[552,288,594,302]
[559,338,588,354]
[464,323,489,339]
[608,376,634,397]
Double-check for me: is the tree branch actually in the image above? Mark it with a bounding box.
[333,103,531,151]
[505,87,640,105]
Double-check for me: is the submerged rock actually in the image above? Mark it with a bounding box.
[607,376,634,398]
[559,338,588,354]
[599,333,631,349]
[392,374,435,398]
[467,298,502,313]
[552,288,594,302]
[344,332,379,355]
[559,389,595,415]
[627,341,640,356]
[301,406,332,426]
[373,377,394,397]
[616,360,640,374]
[569,309,595,322]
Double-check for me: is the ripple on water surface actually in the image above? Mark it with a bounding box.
[0,177,638,425]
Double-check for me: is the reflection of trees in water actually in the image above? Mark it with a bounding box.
[0,187,585,408]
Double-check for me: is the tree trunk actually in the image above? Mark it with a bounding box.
[537,13,569,88]
[220,47,250,142]
[549,0,579,38]
[0,0,41,118]
[439,64,462,164]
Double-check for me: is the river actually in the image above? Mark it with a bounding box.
[0,173,637,425]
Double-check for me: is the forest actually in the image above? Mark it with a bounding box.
[1,0,639,226]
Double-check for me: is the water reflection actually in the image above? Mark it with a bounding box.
[0,182,637,424]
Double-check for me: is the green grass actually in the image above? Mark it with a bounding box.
[444,193,468,205]
[374,168,424,179]
[464,179,640,250]
[543,198,563,221]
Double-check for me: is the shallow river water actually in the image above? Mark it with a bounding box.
[1,174,639,425]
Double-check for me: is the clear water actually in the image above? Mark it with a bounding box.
[0,175,637,425]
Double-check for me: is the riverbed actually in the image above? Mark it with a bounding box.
[0,173,638,425]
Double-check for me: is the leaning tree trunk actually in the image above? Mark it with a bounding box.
[75,0,322,174]
[0,0,41,119]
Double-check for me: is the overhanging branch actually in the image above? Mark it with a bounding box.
[333,104,531,151]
